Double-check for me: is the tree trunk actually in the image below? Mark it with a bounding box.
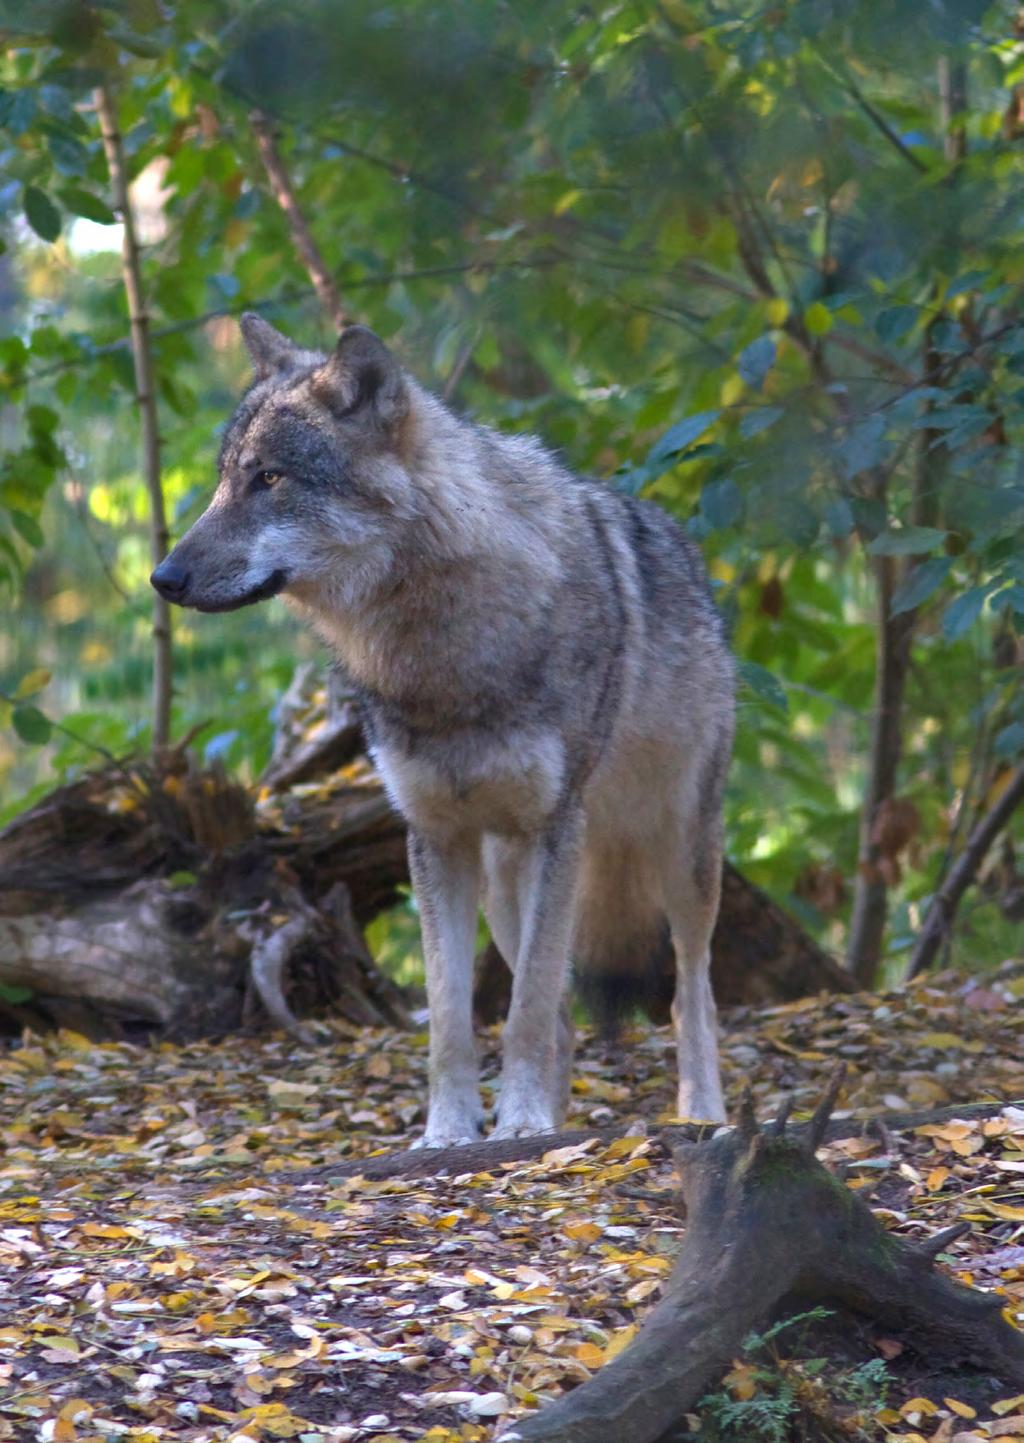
[94,83,173,750]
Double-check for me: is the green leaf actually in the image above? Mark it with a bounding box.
[647,410,720,464]
[804,301,833,337]
[23,185,62,243]
[0,982,33,1005]
[890,557,952,616]
[825,498,854,538]
[10,511,44,548]
[869,526,947,556]
[738,336,776,391]
[994,721,1024,758]
[942,586,988,639]
[996,583,1024,616]
[13,668,51,700]
[168,870,199,888]
[740,406,783,438]
[12,705,52,745]
[57,186,116,224]
[739,660,788,712]
[837,415,886,480]
[874,306,918,345]
[701,477,743,530]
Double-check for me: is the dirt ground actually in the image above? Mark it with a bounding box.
[1,969,1023,1443]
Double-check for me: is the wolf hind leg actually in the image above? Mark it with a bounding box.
[658,813,727,1124]
[490,814,582,1140]
[483,833,576,1133]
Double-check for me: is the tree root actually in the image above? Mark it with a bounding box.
[239,889,316,1045]
[287,1093,1020,1184]
[502,1068,1024,1443]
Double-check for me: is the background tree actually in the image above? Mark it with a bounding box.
[1,0,1022,991]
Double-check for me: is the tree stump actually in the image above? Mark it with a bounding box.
[505,1071,1024,1443]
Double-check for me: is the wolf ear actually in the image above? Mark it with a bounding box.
[239,313,300,379]
[312,326,408,430]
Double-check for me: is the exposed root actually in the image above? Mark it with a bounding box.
[502,1075,1024,1443]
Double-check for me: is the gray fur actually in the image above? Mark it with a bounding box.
[154,316,736,1142]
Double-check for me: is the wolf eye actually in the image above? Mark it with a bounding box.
[251,469,283,491]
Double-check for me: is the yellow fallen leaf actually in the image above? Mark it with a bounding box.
[900,1396,939,1416]
[927,1167,950,1191]
[952,1137,985,1157]
[915,1033,984,1053]
[723,1362,758,1401]
[564,1222,602,1244]
[994,1397,1024,1417]
[983,1202,1024,1222]
[38,1336,79,1357]
[57,1403,92,1424]
[81,1223,134,1240]
[540,1142,597,1167]
[604,1324,637,1362]
[603,1137,649,1160]
[573,1342,605,1369]
[944,1398,977,1419]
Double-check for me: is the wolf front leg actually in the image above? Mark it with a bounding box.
[407,829,484,1148]
[493,810,581,1140]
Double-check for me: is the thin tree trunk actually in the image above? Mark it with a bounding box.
[846,562,915,985]
[94,83,172,749]
[908,763,1024,978]
[846,58,968,986]
[249,108,348,332]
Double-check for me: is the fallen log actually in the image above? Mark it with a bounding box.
[0,728,849,1037]
[502,1071,1024,1443]
[0,755,408,1039]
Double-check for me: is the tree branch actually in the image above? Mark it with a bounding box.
[94,82,172,750]
[249,108,348,332]
[908,764,1024,978]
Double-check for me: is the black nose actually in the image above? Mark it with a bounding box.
[150,559,189,601]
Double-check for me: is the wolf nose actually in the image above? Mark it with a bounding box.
[150,559,189,601]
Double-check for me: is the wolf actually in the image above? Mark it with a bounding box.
[152,315,735,1146]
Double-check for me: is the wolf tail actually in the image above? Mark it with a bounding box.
[573,846,675,1037]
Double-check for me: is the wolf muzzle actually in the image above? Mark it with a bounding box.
[150,560,289,611]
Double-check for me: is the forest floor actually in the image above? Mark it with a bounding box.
[1,969,1023,1443]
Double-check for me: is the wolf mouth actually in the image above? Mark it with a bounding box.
[193,569,289,613]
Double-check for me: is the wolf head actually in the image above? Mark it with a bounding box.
[151,316,417,615]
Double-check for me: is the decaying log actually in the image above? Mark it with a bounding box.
[0,716,849,1037]
[260,663,364,793]
[503,1071,1024,1443]
[0,757,408,1039]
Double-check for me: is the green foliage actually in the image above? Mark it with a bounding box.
[0,0,1022,969]
[694,1309,892,1442]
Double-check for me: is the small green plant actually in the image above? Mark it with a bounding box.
[691,1309,892,1443]
[837,1357,891,1416]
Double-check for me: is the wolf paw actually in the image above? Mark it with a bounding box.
[413,1100,484,1151]
[492,1097,560,1141]
[491,1119,559,1141]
